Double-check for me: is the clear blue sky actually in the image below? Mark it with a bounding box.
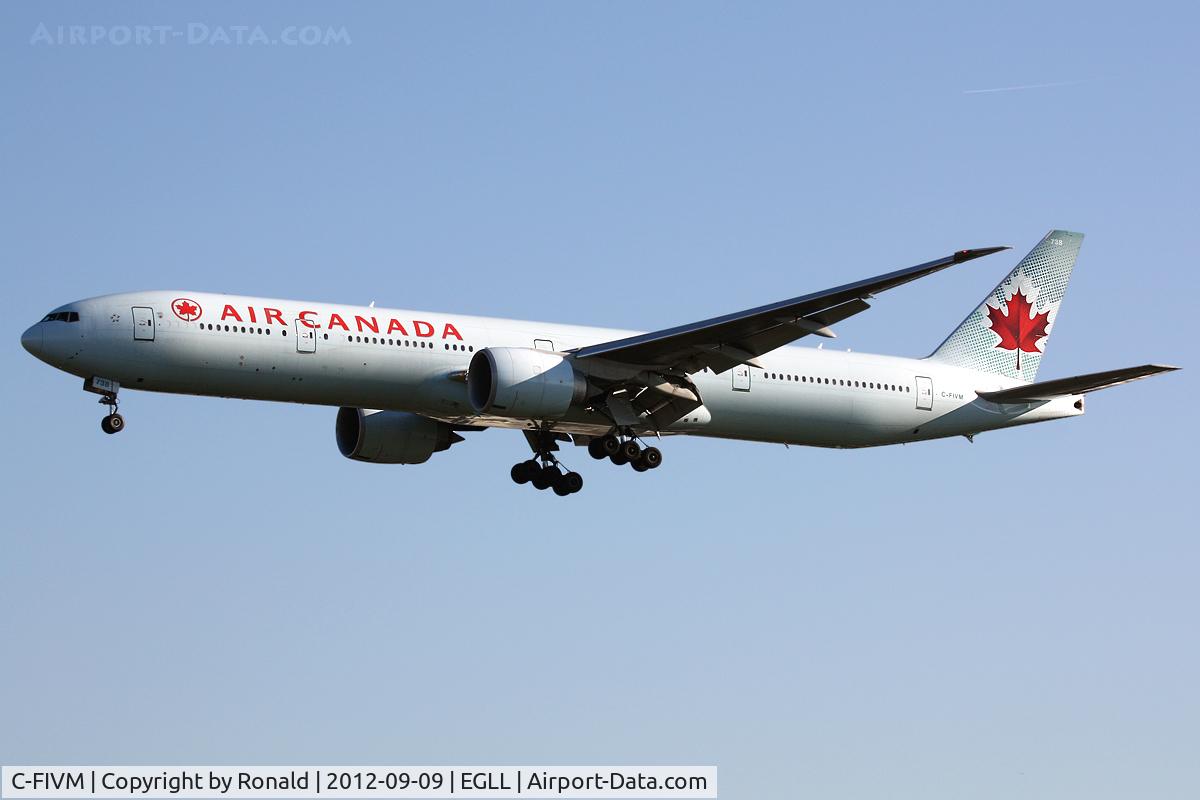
[2,2,1196,797]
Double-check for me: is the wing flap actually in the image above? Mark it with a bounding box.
[977,364,1179,403]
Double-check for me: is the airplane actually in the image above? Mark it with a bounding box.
[21,229,1177,496]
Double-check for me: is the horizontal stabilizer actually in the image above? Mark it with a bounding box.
[977,364,1179,403]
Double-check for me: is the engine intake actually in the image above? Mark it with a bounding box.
[468,347,587,419]
[335,408,461,464]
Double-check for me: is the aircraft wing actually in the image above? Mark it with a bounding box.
[573,245,1010,374]
[977,364,1180,403]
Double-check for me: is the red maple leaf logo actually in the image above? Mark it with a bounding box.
[986,282,1050,371]
[172,298,202,322]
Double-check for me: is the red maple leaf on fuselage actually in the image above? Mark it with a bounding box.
[986,284,1050,371]
[175,300,199,318]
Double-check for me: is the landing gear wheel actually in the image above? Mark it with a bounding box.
[640,446,662,469]
[609,450,629,466]
[620,440,641,462]
[532,464,560,491]
[101,413,124,434]
[511,460,538,484]
[631,460,650,472]
[587,438,608,460]
[552,471,584,496]
[599,435,622,457]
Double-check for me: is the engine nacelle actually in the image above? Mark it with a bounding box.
[467,347,587,419]
[335,408,461,464]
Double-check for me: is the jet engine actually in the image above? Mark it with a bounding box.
[467,347,588,419]
[335,408,462,464]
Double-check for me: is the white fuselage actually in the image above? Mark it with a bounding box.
[22,290,1084,448]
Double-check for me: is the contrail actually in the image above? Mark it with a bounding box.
[963,80,1082,95]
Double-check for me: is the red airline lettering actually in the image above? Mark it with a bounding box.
[212,304,463,338]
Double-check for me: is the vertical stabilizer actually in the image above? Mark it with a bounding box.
[928,229,1082,381]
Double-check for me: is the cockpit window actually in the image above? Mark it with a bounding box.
[41,311,80,322]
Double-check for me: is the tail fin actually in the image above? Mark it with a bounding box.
[928,229,1083,381]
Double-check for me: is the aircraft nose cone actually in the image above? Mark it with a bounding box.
[21,324,43,357]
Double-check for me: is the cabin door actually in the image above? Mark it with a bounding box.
[732,365,751,392]
[132,307,155,341]
[295,320,317,353]
[915,376,933,410]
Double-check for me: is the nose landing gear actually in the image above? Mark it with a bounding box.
[84,377,126,435]
[98,394,124,434]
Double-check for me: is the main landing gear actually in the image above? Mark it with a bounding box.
[587,434,662,472]
[511,427,584,496]
[510,458,584,496]
[511,429,662,495]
